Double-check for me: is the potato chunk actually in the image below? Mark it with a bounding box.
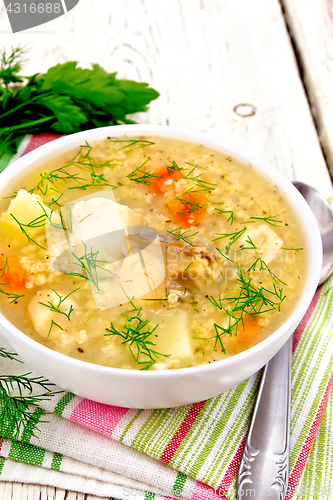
[0,189,50,244]
[153,309,192,359]
[241,223,283,263]
[28,289,77,338]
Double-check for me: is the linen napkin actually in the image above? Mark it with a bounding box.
[0,134,332,500]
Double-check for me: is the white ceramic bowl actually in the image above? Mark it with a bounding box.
[0,125,322,408]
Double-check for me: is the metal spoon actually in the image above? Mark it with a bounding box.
[237,181,333,500]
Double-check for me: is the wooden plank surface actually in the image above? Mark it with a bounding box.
[0,0,332,498]
[281,0,333,177]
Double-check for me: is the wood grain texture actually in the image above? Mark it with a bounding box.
[281,0,333,176]
[0,0,332,498]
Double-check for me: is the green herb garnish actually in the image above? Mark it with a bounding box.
[0,350,61,440]
[10,213,47,250]
[67,242,119,291]
[105,288,169,370]
[236,235,257,252]
[167,227,199,246]
[215,247,234,262]
[247,257,288,286]
[212,227,246,254]
[241,214,283,227]
[0,47,159,163]
[127,159,161,186]
[215,208,234,224]
[202,264,287,351]
[176,192,208,215]
[109,137,155,153]
[281,247,303,251]
[38,288,79,321]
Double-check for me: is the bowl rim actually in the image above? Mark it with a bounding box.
[0,124,323,378]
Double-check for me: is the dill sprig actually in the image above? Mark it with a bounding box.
[10,213,47,250]
[1,257,9,277]
[30,142,116,196]
[281,247,304,251]
[38,288,79,321]
[236,235,257,252]
[48,193,64,209]
[184,163,216,192]
[241,214,283,227]
[68,171,116,191]
[0,285,25,304]
[66,242,119,291]
[0,45,26,87]
[215,208,234,224]
[31,169,85,196]
[0,347,22,362]
[212,227,246,254]
[167,227,199,246]
[0,370,61,440]
[204,264,287,351]
[104,288,169,370]
[47,319,64,338]
[247,257,288,286]
[37,201,73,233]
[127,159,161,185]
[176,191,208,215]
[165,160,186,175]
[216,247,234,262]
[109,137,155,153]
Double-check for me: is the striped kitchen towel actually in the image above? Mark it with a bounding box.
[0,134,333,500]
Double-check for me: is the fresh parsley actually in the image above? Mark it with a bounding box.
[0,46,159,165]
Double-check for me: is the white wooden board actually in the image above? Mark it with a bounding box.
[282,0,333,177]
[0,0,332,498]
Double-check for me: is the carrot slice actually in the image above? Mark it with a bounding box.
[151,166,183,194]
[236,315,261,348]
[167,192,207,226]
[0,256,28,288]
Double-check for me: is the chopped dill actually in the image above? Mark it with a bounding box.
[281,247,303,251]
[176,192,208,215]
[79,213,92,223]
[185,262,193,271]
[38,288,79,321]
[167,227,199,246]
[236,235,257,252]
[1,257,9,277]
[216,247,234,262]
[47,319,64,339]
[212,227,246,254]
[202,264,287,350]
[48,192,64,209]
[0,285,25,303]
[10,213,47,250]
[247,257,288,286]
[165,160,186,175]
[66,242,119,291]
[127,159,161,186]
[241,214,283,227]
[104,287,169,370]
[68,172,116,191]
[215,208,234,224]
[184,164,216,192]
[109,137,155,153]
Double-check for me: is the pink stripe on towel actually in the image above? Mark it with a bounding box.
[70,399,129,437]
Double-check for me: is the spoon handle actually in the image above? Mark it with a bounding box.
[237,337,292,500]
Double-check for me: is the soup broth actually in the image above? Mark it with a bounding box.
[0,136,306,370]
